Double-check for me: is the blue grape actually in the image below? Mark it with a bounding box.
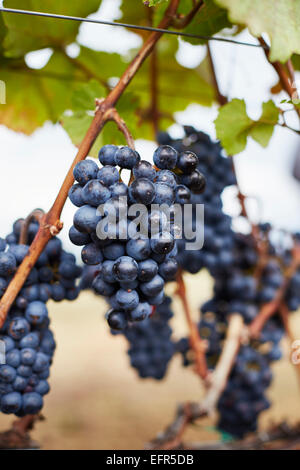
[97,165,119,187]
[153,146,178,170]
[98,144,118,166]
[73,160,98,186]
[115,147,140,169]
[133,160,156,181]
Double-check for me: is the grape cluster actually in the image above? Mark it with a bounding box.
[0,219,82,416]
[158,127,236,275]
[120,296,175,380]
[175,230,286,437]
[68,144,205,330]
[217,346,272,438]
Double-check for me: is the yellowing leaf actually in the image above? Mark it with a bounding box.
[215,0,300,62]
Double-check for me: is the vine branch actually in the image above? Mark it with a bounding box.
[259,37,300,120]
[148,314,244,449]
[176,270,209,381]
[0,414,42,449]
[249,244,300,338]
[0,0,181,329]
[172,0,204,29]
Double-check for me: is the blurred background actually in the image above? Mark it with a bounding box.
[1,274,300,449]
[0,0,300,449]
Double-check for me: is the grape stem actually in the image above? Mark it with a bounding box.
[0,414,41,449]
[206,43,227,106]
[175,270,209,381]
[249,244,300,338]
[279,302,300,386]
[19,209,45,245]
[259,37,300,121]
[147,314,244,449]
[103,106,136,150]
[172,0,204,29]
[0,0,182,329]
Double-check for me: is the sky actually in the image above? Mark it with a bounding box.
[0,0,300,256]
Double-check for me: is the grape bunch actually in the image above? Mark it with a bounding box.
[119,296,175,380]
[217,346,272,438]
[0,218,82,416]
[68,144,205,330]
[175,229,287,437]
[158,127,236,275]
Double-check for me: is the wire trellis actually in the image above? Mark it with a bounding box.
[0,6,268,50]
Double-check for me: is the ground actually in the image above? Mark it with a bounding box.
[1,272,300,450]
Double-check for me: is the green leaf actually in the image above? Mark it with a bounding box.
[0,14,8,53]
[75,46,126,84]
[215,99,279,154]
[120,0,150,36]
[71,79,107,111]
[61,80,140,156]
[292,54,300,70]
[133,38,215,113]
[180,0,232,45]
[249,100,279,147]
[0,50,85,133]
[215,99,252,154]
[215,0,300,62]
[2,0,101,57]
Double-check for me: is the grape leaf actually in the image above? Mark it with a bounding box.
[215,0,300,62]
[215,99,279,154]
[71,79,107,112]
[120,0,150,37]
[75,46,126,83]
[2,0,101,57]
[249,100,279,147]
[0,14,8,53]
[132,37,215,116]
[0,51,85,133]
[61,80,140,157]
[292,54,300,70]
[180,0,232,45]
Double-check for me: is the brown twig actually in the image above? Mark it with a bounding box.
[150,47,160,135]
[19,209,45,245]
[148,314,244,449]
[279,302,300,386]
[0,0,181,329]
[249,245,300,338]
[176,270,209,381]
[146,402,205,450]
[104,106,135,149]
[0,414,42,450]
[188,421,300,450]
[207,43,227,106]
[259,37,300,119]
[200,314,244,413]
[172,0,204,29]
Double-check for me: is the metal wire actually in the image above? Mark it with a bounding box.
[0,7,267,49]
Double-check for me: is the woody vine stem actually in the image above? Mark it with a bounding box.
[0,0,191,329]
